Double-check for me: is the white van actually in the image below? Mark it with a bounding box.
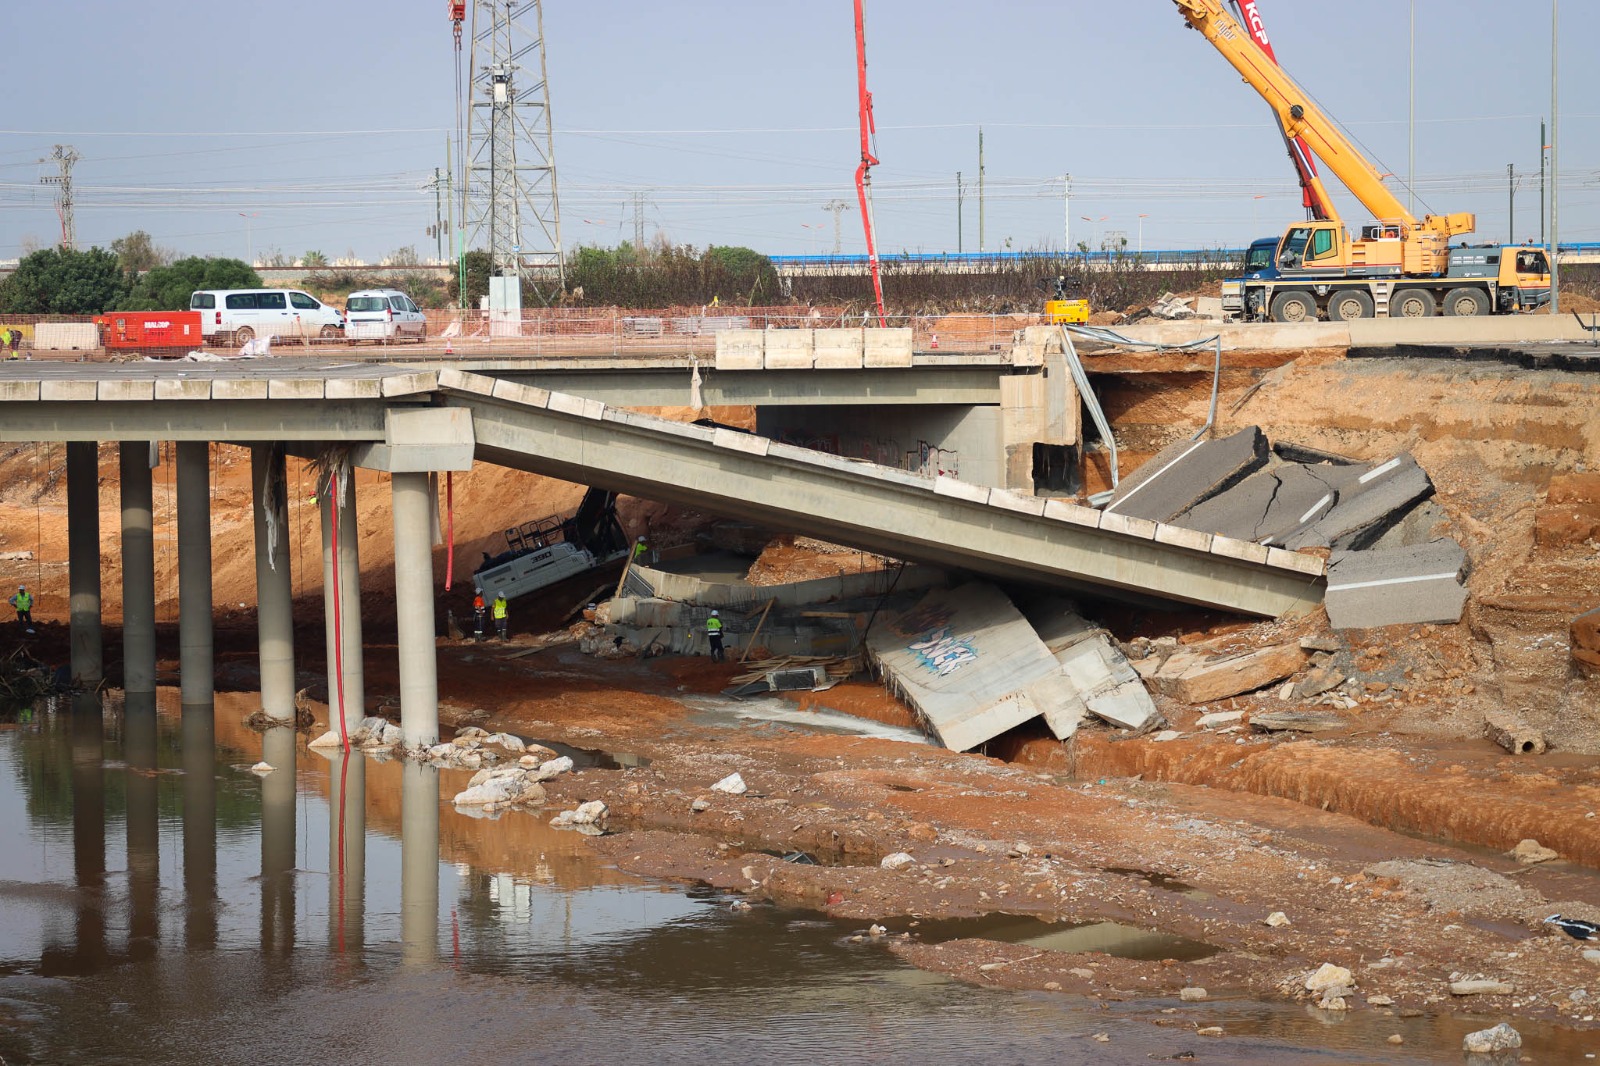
[190,289,344,346]
[344,289,427,342]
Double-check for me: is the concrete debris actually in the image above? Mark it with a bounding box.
[1462,1022,1521,1054]
[550,800,608,831]
[1265,911,1291,928]
[1027,601,1159,732]
[1179,987,1207,1001]
[1299,635,1342,653]
[1196,710,1244,728]
[1150,643,1306,704]
[1148,292,1198,320]
[1324,540,1469,630]
[1292,665,1347,699]
[880,852,917,871]
[1450,979,1514,996]
[249,762,274,775]
[1484,713,1547,756]
[1249,711,1347,734]
[1104,426,1268,523]
[711,772,748,795]
[1177,461,1367,544]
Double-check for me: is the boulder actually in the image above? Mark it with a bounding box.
[711,772,748,795]
[1509,839,1558,865]
[307,730,343,750]
[1305,963,1353,993]
[880,852,917,871]
[1462,1022,1521,1054]
[534,755,575,781]
[1151,643,1306,704]
[453,776,524,807]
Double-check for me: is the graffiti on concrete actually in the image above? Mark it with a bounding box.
[893,602,977,678]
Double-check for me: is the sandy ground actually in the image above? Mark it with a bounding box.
[3,347,1600,1045]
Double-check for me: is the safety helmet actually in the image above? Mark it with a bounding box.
[17,585,24,591]
[711,610,719,617]
[637,535,646,542]
[474,587,482,594]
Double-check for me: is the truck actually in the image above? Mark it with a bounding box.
[1220,236,1281,319]
[473,488,632,602]
[1176,0,1552,322]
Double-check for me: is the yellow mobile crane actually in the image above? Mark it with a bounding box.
[1174,0,1552,321]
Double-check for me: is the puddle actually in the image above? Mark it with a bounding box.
[900,913,1219,962]
[535,737,649,770]
[0,687,1593,1065]
[1104,866,1214,900]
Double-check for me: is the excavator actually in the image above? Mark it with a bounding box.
[1175,0,1552,321]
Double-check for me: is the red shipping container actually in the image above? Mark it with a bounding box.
[95,311,204,351]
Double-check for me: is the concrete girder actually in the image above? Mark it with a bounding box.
[445,387,1323,618]
[0,401,397,443]
[489,367,1008,408]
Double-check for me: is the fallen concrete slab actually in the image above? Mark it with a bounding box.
[1027,604,1158,732]
[1176,461,1368,544]
[1324,540,1469,630]
[1148,643,1307,704]
[1105,426,1268,523]
[867,583,1082,751]
[1279,454,1434,550]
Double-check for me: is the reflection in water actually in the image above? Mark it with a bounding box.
[0,689,1589,1065]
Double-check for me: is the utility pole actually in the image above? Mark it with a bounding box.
[1062,174,1071,254]
[977,127,985,254]
[956,172,963,254]
[466,0,565,291]
[40,144,80,250]
[426,168,448,262]
[1408,0,1415,215]
[1550,0,1560,313]
[632,190,647,249]
[1540,119,1547,246]
[823,199,850,255]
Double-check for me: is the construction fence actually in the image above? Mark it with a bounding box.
[0,307,1043,359]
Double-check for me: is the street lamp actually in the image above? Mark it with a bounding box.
[238,212,259,267]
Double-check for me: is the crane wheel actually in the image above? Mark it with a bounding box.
[1442,287,1490,317]
[1391,289,1437,319]
[1269,291,1317,324]
[1329,291,1375,321]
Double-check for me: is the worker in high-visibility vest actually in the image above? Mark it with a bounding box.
[632,534,653,564]
[9,585,34,633]
[705,609,725,662]
[492,592,509,640]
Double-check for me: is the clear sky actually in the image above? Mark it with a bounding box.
[2,1,1594,264]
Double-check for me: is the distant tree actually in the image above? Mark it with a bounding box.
[17,234,41,257]
[302,250,328,268]
[462,249,492,308]
[703,245,781,304]
[110,230,174,274]
[260,247,291,268]
[0,246,128,314]
[118,256,262,311]
[387,245,422,267]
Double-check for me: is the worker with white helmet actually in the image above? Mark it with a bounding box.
[9,584,34,634]
[706,609,725,662]
[632,534,651,564]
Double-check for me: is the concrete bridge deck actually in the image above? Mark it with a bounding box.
[0,360,1324,619]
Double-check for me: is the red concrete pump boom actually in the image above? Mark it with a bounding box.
[854,0,887,326]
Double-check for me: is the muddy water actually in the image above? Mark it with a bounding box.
[0,692,1575,1065]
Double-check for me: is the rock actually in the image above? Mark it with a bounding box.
[1367,994,1394,1006]
[869,924,887,939]
[250,761,274,775]
[1317,990,1350,1011]
[1462,1022,1521,1054]
[486,732,526,753]
[1151,643,1306,704]
[519,754,540,768]
[691,797,711,812]
[1196,710,1245,729]
[880,852,917,871]
[1196,1026,1223,1037]
[1090,1032,1110,1043]
[1387,1034,1403,1045]
[379,723,404,746]
[1069,967,1095,979]
[1509,838,1559,865]
[1179,987,1207,1002]
[1305,963,1353,993]
[1574,606,1600,676]
[1150,729,1182,742]
[1583,949,1600,966]
[453,776,524,806]
[1299,635,1342,653]
[711,772,748,795]
[570,800,608,826]
[428,743,457,761]
[1450,979,1514,996]
[518,781,546,805]
[1250,711,1347,734]
[1043,981,1062,991]
[1293,665,1347,700]
[1265,911,1292,928]
[307,730,343,750]
[534,755,575,781]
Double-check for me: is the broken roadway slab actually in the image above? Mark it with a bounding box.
[1026,602,1158,732]
[1104,426,1267,523]
[1176,460,1368,544]
[1324,540,1469,630]
[1141,642,1307,705]
[1279,454,1433,551]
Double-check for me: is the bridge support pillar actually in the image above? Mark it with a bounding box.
[67,441,103,686]
[176,441,214,707]
[319,472,365,735]
[391,471,439,748]
[251,445,296,721]
[118,442,157,694]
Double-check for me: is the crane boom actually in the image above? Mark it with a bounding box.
[1172,0,1473,248]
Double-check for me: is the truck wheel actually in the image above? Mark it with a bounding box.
[234,326,255,345]
[1391,289,1436,318]
[1442,287,1490,317]
[1328,291,1375,321]
[1269,291,1317,323]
